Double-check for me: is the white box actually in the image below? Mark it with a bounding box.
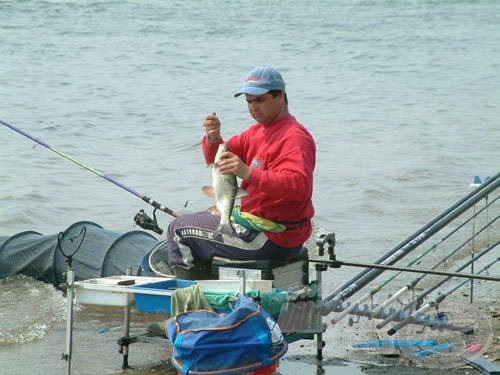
[197,279,273,293]
[75,276,172,306]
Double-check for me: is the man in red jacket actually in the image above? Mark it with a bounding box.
[167,66,315,275]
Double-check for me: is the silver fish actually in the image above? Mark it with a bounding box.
[202,143,246,235]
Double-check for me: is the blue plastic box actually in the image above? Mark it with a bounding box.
[131,279,196,314]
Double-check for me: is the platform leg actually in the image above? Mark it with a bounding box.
[316,332,323,360]
[315,264,325,360]
[63,268,75,374]
[120,267,133,368]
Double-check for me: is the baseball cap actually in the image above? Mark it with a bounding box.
[234,66,286,97]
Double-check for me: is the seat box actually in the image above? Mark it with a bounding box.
[212,260,308,291]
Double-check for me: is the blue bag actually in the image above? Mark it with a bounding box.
[167,295,287,375]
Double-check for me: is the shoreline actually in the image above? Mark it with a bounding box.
[114,293,498,375]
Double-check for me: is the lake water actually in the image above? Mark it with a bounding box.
[0,1,498,374]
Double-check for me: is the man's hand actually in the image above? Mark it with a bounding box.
[203,112,221,142]
[218,151,251,181]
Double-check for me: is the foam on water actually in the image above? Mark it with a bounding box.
[0,275,66,345]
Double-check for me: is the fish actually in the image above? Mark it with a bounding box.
[202,143,247,235]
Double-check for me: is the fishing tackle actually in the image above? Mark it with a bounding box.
[309,243,500,283]
[385,253,499,336]
[134,209,163,234]
[0,119,179,223]
[319,172,499,315]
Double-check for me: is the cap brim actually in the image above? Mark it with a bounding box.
[234,86,270,97]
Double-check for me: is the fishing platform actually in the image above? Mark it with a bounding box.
[70,233,332,372]
[0,173,498,374]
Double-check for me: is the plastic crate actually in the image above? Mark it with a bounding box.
[131,279,195,314]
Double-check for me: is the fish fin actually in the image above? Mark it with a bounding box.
[207,205,220,216]
[235,188,248,199]
[202,185,216,199]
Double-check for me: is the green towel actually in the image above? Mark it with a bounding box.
[260,290,289,316]
[202,289,289,316]
[172,285,289,317]
[171,284,214,317]
[203,290,238,311]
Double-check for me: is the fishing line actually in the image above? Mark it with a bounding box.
[0,119,178,218]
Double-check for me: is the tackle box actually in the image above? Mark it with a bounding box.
[74,276,167,306]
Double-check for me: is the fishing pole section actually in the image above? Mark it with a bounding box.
[313,172,498,338]
[0,119,177,234]
[319,172,499,315]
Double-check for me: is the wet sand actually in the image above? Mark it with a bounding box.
[108,292,498,375]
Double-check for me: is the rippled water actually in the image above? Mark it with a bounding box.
[0,275,65,344]
[0,0,499,374]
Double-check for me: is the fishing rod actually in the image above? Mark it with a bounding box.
[360,258,500,336]
[0,119,179,223]
[375,241,498,330]
[309,248,499,283]
[330,235,460,325]
[319,238,498,324]
[370,218,498,317]
[326,251,498,333]
[372,218,499,328]
[330,205,499,325]
[319,172,499,315]
[324,258,498,334]
[386,255,499,336]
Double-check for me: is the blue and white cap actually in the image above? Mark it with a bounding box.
[234,66,286,97]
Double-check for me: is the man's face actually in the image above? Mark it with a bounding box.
[244,92,284,125]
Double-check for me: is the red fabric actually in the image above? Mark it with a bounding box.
[202,114,315,248]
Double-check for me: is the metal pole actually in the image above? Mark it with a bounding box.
[376,253,499,331]
[309,243,499,282]
[320,172,499,314]
[386,256,499,336]
[121,267,133,369]
[63,267,74,374]
[315,265,324,360]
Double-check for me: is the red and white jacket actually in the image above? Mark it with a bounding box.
[202,114,315,249]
